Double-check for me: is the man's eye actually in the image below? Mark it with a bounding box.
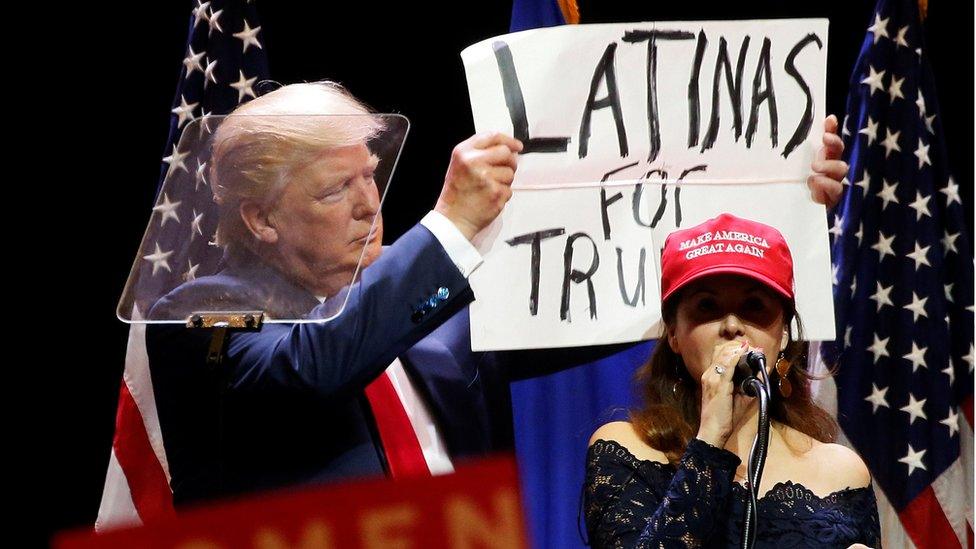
[320,182,350,201]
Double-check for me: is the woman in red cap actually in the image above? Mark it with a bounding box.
[584,213,880,548]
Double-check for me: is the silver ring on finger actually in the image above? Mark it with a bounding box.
[714,365,726,375]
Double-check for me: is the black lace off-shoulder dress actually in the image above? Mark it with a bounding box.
[584,438,881,548]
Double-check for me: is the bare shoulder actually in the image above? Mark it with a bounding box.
[808,440,872,490]
[589,421,669,464]
[778,427,872,493]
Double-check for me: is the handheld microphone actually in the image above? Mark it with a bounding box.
[733,350,766,396]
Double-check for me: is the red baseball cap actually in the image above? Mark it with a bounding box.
[660,213,794,304]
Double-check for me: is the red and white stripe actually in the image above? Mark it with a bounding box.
[96,317,174,531]
[810,344,974,549]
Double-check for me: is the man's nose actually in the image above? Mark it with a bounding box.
[352,179,379,219]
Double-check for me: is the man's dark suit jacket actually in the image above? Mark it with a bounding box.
[148,224,618,505]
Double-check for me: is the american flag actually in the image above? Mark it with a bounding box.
[821,0,974,546]
[97,0,269,530]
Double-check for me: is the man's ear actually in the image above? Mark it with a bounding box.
[240,199,278,244]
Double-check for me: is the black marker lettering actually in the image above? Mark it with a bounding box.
[702,36,751,151]
[601,189,623,241]
[493,41,570,153]
[673,164,707,227]
[599,161,640,239]
[687,30,708,148]
[745,37,778,148]
[782,33,823,159]
[561,233,600,321]
[506,228,566,315]
[623,29,696,162]
[641,169,670,228]
[616,247,647,307]
[579,43,628,159]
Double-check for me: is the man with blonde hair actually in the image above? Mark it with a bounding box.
[148,82,528,502]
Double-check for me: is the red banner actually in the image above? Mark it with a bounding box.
[57,456,528,549]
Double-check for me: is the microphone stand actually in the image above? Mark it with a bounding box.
[740,354,773,549]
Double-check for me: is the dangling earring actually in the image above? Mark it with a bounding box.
[672,362,684,396]
[774,352,792,397]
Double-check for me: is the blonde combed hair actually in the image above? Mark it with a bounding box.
[209,81,385,247]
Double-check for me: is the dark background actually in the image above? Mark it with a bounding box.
[46,1,971,546]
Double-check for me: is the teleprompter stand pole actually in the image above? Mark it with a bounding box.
[185,311,265,488]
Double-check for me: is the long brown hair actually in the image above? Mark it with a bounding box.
[630,296,838,464]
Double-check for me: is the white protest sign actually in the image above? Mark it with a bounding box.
[461,20,834,351]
